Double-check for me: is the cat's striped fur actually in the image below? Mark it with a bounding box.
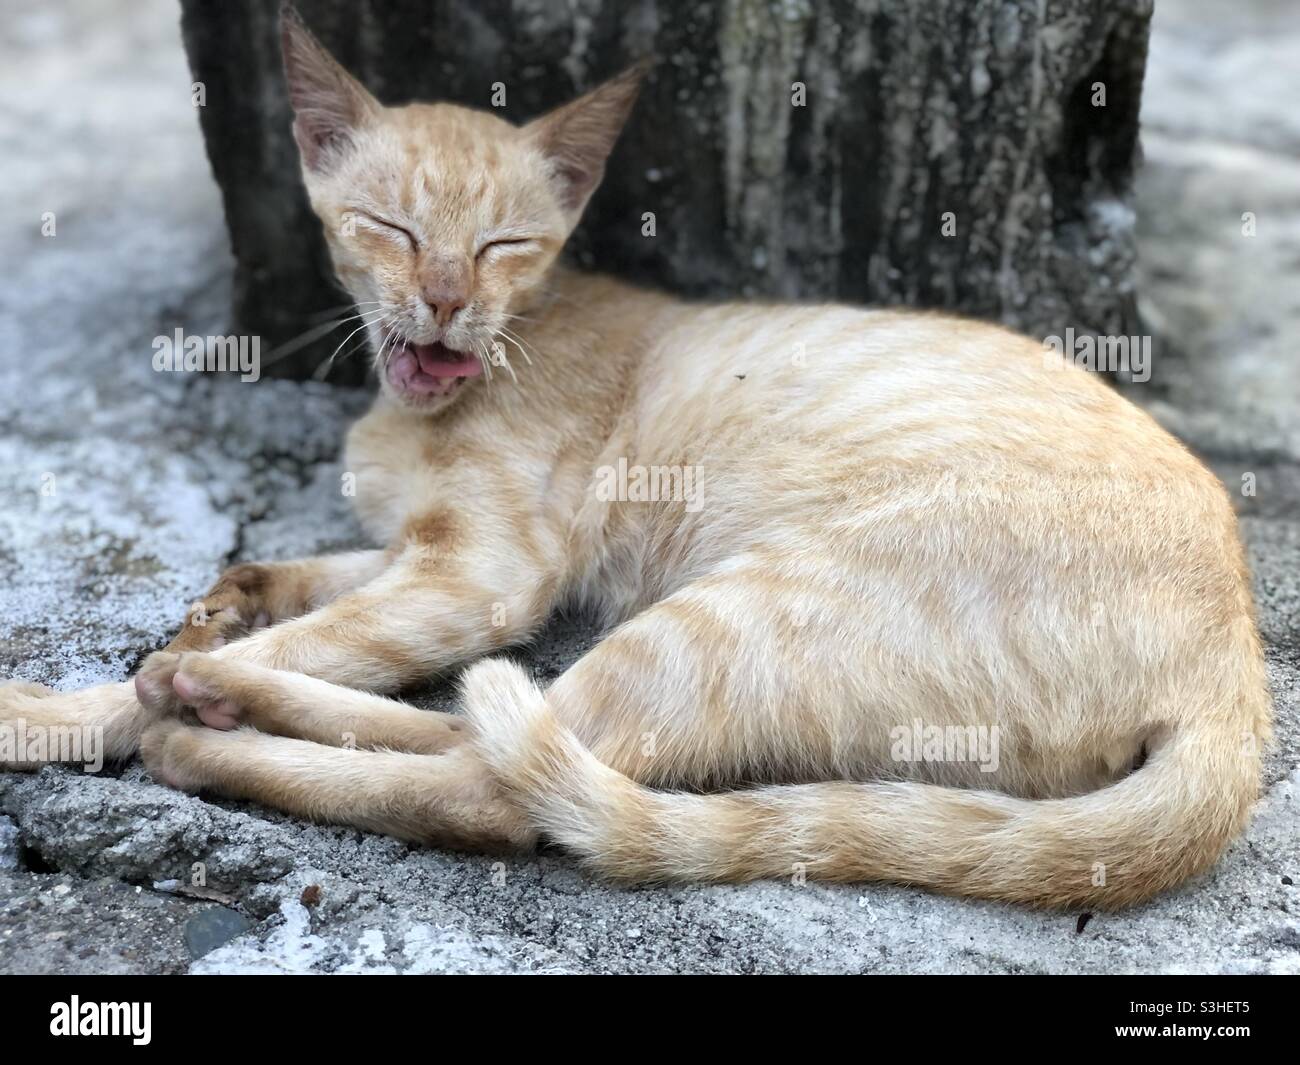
[0,5,1270,908]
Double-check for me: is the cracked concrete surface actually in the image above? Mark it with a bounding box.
[0,0,1296,973]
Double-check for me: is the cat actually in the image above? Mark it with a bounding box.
[0,2,1271,908]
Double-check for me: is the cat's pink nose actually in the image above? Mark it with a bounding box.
[419,258,471,327]
[422,285,467,326]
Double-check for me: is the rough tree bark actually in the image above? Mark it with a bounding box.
[178,0,1152,381]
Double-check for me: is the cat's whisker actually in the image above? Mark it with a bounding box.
[262,319,353,367]
[327,310,393,380]
[321,308,387,339]
[377,319,403,376]
[505,305,582,333]
[263,305,389,367]
[493,332,531,370]
[374,319,395,362]
[322,320,385,380]
[485,338,519,385]
[496,326,537,367]
[313,308,390,380]
[306,299,382,323]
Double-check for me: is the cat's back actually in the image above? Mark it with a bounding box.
[611,295,1250,673]
[632,299,1191,478]
[616,296,1243,607]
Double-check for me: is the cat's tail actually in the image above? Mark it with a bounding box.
[463,660,1267,909]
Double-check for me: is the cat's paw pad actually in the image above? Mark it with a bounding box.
[170,653,245,730]
[136,651,243,729]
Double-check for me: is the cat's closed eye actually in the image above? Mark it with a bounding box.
[476,237,538,261]
[356,211,418,251]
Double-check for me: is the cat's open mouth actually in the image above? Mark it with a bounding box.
[385,336,483,398]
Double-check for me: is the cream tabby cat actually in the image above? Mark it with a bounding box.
[0,5,1270,908]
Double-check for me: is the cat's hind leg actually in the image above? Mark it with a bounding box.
[496,554,897,791]
[134,652,528,849]
[134,657,528,850]
[139,717,532,851]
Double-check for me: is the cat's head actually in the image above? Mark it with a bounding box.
[279,3,647,412]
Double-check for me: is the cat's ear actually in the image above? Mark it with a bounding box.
[526,60,652,218]
[280,2,380,171]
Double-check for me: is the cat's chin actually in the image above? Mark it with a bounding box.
[382,373,475,413]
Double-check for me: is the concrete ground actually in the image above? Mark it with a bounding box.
[0,0,1295,973]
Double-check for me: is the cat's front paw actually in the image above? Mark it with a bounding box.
[139,716,206,793]
[133,651,189,720]
[134,651,243,730]
[167,563,274,653]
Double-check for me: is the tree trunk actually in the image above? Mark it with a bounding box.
[179,0,1152,381]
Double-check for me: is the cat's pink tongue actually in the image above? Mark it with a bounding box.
[388,342,482,396]
[412,344,483,378]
